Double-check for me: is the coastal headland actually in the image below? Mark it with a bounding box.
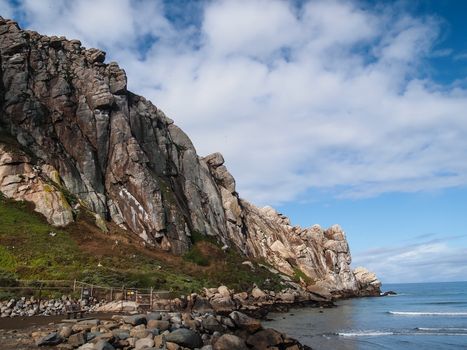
[0,16,381,350]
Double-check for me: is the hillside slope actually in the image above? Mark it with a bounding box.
[0,17,380,297]
[0,192,284,296]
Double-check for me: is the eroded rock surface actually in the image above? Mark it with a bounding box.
[0,142,73,226]
[353,267,382,296]
[0,17,380,296]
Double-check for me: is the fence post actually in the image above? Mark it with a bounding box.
[150,287,153,311]
[135,289,138,311]
[38,282,43,303]
[121,285,124,312]
[110,287,113,301]
[90,284,94,297]
[73,280,76,293]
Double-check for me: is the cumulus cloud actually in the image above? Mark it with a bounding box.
[3,0,467,206]
[16,0,173,50]
[353,234,467,283]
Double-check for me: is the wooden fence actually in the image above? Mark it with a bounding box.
[0,279,172,311]
[74,280,168,301]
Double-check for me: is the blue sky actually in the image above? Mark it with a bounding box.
[1,0,467,283]
[413,0,467,84]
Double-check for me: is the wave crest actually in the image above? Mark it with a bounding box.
[389,311,467,316]
[338,331,394,337]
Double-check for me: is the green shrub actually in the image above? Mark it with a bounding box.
[0,246,16,271]
[183,247,210,266]
[0,270,19,286]
[293,267,314,285]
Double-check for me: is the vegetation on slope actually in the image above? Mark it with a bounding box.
[0,194,282,297]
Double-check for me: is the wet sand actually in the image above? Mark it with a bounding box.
[0,312,117,330]
[0,312,122,350]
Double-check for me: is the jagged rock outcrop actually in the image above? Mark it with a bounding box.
[0,142,74,226]
[353,266,382,296]
[0,17,380,296]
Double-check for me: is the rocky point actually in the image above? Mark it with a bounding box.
[0,16,380,299]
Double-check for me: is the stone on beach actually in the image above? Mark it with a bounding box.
[37,332,63,346]
[229,311,262,333]
[122,314,147,326]
[164,328,203,348]
[134,337,154,349]
[213,334,248,350]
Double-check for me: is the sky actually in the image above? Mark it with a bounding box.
[1,0,466,284]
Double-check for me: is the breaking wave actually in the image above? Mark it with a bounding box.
[337,328,467,337]
[338,331,394,337]
[388,311,467,316]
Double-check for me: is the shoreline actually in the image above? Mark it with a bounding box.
[0,281,387,326]
[0,285,386,349]
[0,299,335,331]
[0,309,313,350]
[0,296,336,327]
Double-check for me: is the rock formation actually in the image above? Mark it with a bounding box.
[353,267,382,296]
[0,142,74,226]
[0,17,380,297]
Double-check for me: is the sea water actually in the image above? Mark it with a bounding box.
[264,282,467,349]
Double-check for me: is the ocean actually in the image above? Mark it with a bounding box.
[265,281,467,349]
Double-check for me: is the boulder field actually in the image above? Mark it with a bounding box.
[18,310,311,350]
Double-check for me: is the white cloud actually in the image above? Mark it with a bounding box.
[301,0,379,49]
[202,0,301,58]
[5,0,467,206]
[353,235,467,283]
[17,0,172,50]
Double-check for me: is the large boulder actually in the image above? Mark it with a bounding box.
[251,287,267,300]
[122,314,147,326]
[147,319,170,331]
[94,340,115,350]
[229,312,262,333]
[246,328,283,349]
[164,328,203,349]
[37,332,63,346]
[210,295,236,313]
[213,334,248,350]
[192,296,214,313]
[353,267,382,296]
[202,315,224,333]
[134,337,155,350]
[68,332,86,347]
[77,344,96,350]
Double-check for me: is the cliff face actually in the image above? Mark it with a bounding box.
[0,18,380,296]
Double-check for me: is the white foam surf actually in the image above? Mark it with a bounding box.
[337,328,467,338]
[417,327,467,332]
[389,311,467,316]
[338,331,394,337]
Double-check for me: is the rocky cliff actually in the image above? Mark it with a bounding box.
[0,17,380,297]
